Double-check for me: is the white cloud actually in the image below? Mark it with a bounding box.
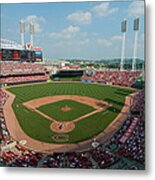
[67,11,92,25]
[24,15,46,33]
[25,15,46,23]
[53,34,121,50]
[127,1,144,17]
[78,39,90,45]
[33,23,42,33]
[96,38,112,47]
[92,2,118,16]
[49,32,61,38]
[111,35,122,41]
[63,25,79,34]
[49,25,80,40]
[96,34,122,47]
[80,32,88,37]
[52,38,90,49]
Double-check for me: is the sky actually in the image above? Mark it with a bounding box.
[1,0,145,60]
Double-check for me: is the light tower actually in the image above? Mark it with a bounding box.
[19,20,25,48]
[120,19,127,71]
[132,17,140,71]
[29,23,34,50]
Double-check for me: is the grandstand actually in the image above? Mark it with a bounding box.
[0,62,49,85]
[81,70,142,87]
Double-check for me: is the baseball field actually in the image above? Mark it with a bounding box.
[6,82,134,146]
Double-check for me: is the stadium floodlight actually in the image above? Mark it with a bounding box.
[120,19,127,71]
[121,19,127,33]
[29,23,34,49]
[20,20,25,48]
[132,17,140,71]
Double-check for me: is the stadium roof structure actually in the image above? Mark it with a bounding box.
[0,38,24,50]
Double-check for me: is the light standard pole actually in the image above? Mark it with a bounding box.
[120,19,127,71]
[132,17,140,71]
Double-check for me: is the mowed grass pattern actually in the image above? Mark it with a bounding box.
[37,100,95,121]
[7,82,134,144]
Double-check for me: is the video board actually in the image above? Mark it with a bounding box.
[34,51,43,62]
[20,50,35,62]
[2,49,13,60]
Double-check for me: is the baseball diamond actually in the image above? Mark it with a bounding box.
[3,82,135,152]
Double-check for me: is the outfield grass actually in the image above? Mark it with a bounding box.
[37,99,95,121]
[7,82,134,144]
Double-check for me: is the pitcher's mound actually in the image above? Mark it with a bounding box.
[61,105,71,112]
[50,122,75,133]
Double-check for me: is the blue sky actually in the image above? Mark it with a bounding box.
[1,1,145,60]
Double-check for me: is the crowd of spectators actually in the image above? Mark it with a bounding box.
[107,89,145,164]
[0,89,9,146]
[0,74,49,84]
[89,146,119,168]
[1,148,43,167]
[0,62,49,84]
[42,152,93,168]
[1,63,46,75]
[81,70,142,87]
[117,89,145,163]
[64,152,93,168]
[117,118,145,163]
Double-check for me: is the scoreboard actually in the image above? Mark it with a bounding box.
[34,51,43,62]
[1,49,14,60]
[20,50,34,62]
[0,49,43,62]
